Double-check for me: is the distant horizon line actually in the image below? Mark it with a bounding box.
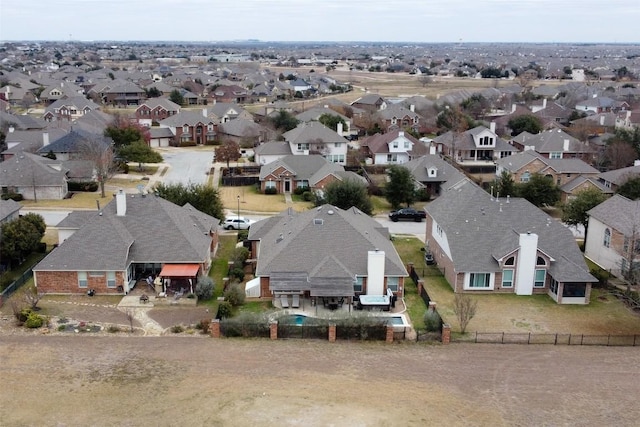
[2,39,639,45]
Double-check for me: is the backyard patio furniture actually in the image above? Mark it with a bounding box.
[291,294,300,308]
[281,295,289,308]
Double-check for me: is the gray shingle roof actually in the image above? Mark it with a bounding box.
[34,194,220,271]
[0,199,21,222]
[283,121,348,145]
[587,194,640,236]
[427,181,595,282]
[0,151,68,187]
[597,165,640,186]
[250,205,407,281]
[159,110,213,127]
[254,141,292,157]
[404,154,468,186]
[36,129,112,155]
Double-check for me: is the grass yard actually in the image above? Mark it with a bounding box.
[217,185,313,213]
[391,236,640,336]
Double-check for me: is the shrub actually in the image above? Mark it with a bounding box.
[423,309,442,332]
[302,191,313,202]
[25,312,44,328]
[216,301,233,319]
[1,192,23,201]
[67,181,99,192]
[199,319,211,334]
[415,188,431,202]
[230,267,245,282]
[195,276,214,300]
[293,186,308,195]
[224,283,246,306]
[237,229,249,242]
[186,292,196,299]
[264,187,277,195]
[171,325,185,333]
[107,325,121,333]
[57,324,66,331]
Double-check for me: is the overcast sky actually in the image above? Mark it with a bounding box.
[1,0,639,43]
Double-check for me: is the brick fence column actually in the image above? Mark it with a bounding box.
[417,279,424,295]
[428,301,437,311]
[269,321,278,340]
[386,325,394,343]
[328,324,336,342]
[441,323,451,345]
[210,319,221,338]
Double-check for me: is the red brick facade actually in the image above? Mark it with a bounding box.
[35,270,126,294]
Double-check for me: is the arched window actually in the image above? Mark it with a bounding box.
[604,228,611,248]
[505,256,515,266]
[536,256,546,266]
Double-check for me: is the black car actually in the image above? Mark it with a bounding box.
[388,208,426,222]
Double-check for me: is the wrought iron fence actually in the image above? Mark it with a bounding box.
[457,332,640,346]
[0,267,35,307]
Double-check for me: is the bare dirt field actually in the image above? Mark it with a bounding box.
[1,336,639,427]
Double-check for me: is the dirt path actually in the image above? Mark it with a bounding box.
[1,336,639,426]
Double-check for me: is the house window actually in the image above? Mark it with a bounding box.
[208,124,214,131]
[107,271,116,288]
[265,180,276,190]
[182,125,189,133]
[536,256,546,266]
[392,141,398,148]
[469,273,491,289]
[334,142,341,148]
[78,272,88,288]
[521,171,530,183]
[505,256,515,266]
[297,143,309,151]
[387,277,399,292]
[354,277,364,293]
[502,269,514,288]
[534,269,546,288]
[387,154,398,163]
[404,141,410,149]
[550,278,559,295]
[196,127,202,134]
[550,152,562,159]
[295,180,309,189]
[603,228,611,248]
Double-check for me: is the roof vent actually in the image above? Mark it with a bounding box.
[276,233,284,243]
[327,210,334,215]
[313,218,323,225]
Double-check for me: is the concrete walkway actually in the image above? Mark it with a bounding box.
[117,296,165,336]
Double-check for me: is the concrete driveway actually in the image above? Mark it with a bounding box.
[161,148,213,186]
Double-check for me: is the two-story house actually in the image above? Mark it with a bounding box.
[42,96,100,122]
[158,109,217,146]
[283,121,349,164]
[360,130,427,165]
[433,123,516,164]
[425,180,595,304]
[585,195,640,283]
[135,98,181,127]
[377,104,423,133]
[510,129,597,164]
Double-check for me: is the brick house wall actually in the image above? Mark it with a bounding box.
[561,179,602,203]
[35,270,126,294]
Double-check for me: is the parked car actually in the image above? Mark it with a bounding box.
[388,208,426,222]
[223,217,254,230]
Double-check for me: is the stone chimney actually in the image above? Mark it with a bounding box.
[563,139,570,151]
[511,104,517,113]
[410,104,415,112]
[367,249,385,295]
[429,145,436,155]
[116,189,127,216]
[398,130,404,137]
[202,108,207,117]
[8,125,14,133]
[542,98,547,109]
[42,132,49,147]
[599,115,605,126]
[490,121,496,133]
[337,122,343,136]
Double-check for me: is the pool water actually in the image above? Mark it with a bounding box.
[280,314,308,326]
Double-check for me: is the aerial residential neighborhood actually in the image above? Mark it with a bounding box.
[1,7,640,421]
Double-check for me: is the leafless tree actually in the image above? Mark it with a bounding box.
[617,207,640,291]
[419,74,433,87]
[606,141,637,169]
[453,294,478,334]
[23,287,44,310]
[78,136,115,198]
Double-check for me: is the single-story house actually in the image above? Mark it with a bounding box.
[33,190,220,294]
[246,204,408,305]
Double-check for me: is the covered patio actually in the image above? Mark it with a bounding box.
[270,273,356,314]
[158,263,201,295]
